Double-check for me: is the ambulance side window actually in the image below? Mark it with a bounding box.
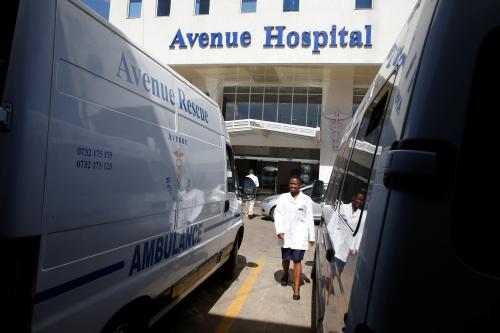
[325,132,355,209]
[226,145,237,193]
[340,74,396,232]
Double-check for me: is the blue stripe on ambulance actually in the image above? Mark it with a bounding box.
[34,261,125,303]
[34,214,241,303]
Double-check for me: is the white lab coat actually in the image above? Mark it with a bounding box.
[274,191,315,250]
[327,203,366,262]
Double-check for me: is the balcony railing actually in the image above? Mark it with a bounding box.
[225,119,319,138]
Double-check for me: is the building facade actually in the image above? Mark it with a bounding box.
[109,0,416,192]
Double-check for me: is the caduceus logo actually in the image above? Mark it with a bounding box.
[173,148,184,188]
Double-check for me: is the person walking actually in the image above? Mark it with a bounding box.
[243,169,259,219]
[274,176,315,300]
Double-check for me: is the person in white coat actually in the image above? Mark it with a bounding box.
[274,176,315,300]
[327,192,366,275]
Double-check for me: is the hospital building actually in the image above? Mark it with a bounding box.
[109,0,416,192]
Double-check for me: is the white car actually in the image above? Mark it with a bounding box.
[260,184,326,222]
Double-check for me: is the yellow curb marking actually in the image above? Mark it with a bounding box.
[215,257,266,333]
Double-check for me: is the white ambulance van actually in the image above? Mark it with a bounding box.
[312,0,500,332]
[0,1,243,332]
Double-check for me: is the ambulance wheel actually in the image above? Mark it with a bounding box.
[103,303,149,333]
[223,238,239,280]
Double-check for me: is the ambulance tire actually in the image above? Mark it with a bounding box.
[222,238,239,280]
[103,302,150,333]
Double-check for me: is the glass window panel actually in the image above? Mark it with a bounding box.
[309,87,322,94]
[226,146,237,193]
[356,0,373,9]
[235,93,250,119]
[352,104,360,116]
[307,95,321,127]
[353,87,367,116]
[292,94,307,126]
[223,94,236,121]
[224,86,236,93]
[128,0,142,18]
[195,0,210,15]
[251,86,264,93]
[278,94,292,124]
[324,134,352,206]
[283,0,299,11]
[263,94,278,122]
[157,0,171,16]
[301,186,312,196]
[242,0,257,13]
[265,87,278,93]
[353,96,365,104]
[237,86,250,93]
[354,87,368,96]
[249,94,263,120]
[279,87,293,94]
[294,87,308,94]
[326,76,395,331]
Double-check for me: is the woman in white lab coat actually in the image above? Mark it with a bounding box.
[274,176,316,300]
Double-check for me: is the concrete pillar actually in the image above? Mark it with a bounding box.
[319,76,353,182]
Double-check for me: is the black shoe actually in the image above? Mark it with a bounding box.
[280,274,288,286]
[249,214,255,219]
[293,294,300,300]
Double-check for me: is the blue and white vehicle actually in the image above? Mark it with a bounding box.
[0,1,243,332]
[313,1,500,332]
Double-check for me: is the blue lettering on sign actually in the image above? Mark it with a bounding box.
[178,88,209,123]
[170,29,246,49]
[116,53,210,125]
[116,52,176,107]
[76,146,113,171]
[168,132,188,145]
[129,224,204,276]
[168,25,373,54]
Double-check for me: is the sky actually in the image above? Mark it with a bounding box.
[82,0,110,20]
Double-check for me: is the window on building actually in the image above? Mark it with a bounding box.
[355,0,373,9]
[157,0,171,16]
[249,92,264,119]
[278,92,292,124]
[307,95,321,128]
[242,0,257,13]
[235,91,250,120]
[128,0,142,18]
[263,91,278,122]
[292,93,307,126]
[195,0,210,15]
[222,86,322,128]
[283,0,299,12]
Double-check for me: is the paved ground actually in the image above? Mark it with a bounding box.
[150,206,315,333]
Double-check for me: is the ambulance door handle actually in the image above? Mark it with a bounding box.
[224,200,230,212]
[383,139,456,196]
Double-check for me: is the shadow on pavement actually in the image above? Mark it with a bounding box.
[149,254,247,332]
[261,216,274,222]
[150,255,313,332]
[273,269,312,287]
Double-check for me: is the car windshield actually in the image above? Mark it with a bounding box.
[301,186,312,196]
